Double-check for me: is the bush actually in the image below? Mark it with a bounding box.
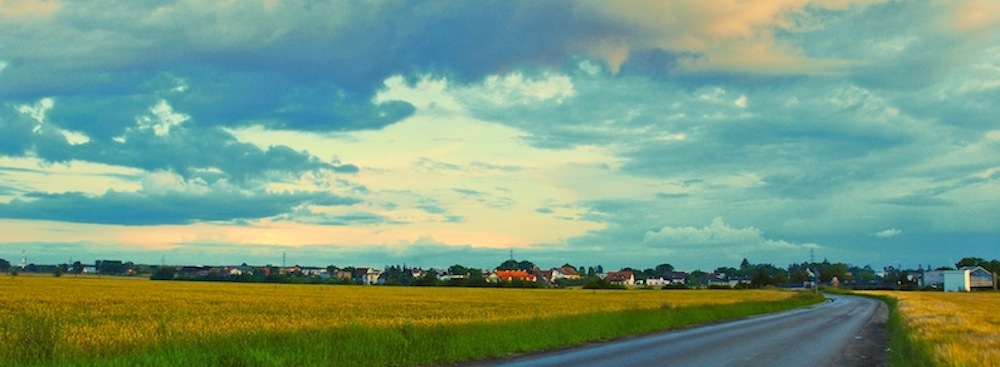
[150,267,177,281]
[582,278,626,290]
[662,283,689,290]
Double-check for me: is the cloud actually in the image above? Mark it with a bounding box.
[0,0,59,17]
[643,217,806,249]
[939,0,1000,37]
[4,96,350,184]
[0,177,359,225]
[582,0,887,74]
[874,228,902,238]
[636,217,821,267]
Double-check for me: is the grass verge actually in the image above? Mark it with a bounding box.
[849,293,936,367]
[18,291,822,367]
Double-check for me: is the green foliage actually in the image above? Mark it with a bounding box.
[412,272,438,287]
[150,266,177,281]
[497,259,519,271]
[862,295,936,367]
[582,278,626,290]
[0,258,10,273]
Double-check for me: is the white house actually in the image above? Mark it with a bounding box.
[606,271,635,286]
[644,277,671,286]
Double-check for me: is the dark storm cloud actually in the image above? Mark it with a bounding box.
[0,189,359,225]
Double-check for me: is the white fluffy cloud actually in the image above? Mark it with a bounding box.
[874,228,902,238]
[642,217,821,265]
[643,217,816,253]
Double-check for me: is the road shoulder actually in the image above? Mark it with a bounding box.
[837,297,889,367]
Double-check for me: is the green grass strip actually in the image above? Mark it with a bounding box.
[20,292,823,367]
[860,294,936,367]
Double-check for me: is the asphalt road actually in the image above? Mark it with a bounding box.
[479,294,887,367]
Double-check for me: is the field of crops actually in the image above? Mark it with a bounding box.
[1,275,816,366]
[865,291,1000,367]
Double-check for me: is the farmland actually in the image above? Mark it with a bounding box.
[865,291,1000,367]
[1,276,820,366]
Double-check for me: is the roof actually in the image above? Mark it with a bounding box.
[558,266,580,276]
[494,270,536,281]
[606,270,634,281]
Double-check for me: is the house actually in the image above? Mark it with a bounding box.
[331,269,353,281]
[552,266,581,280]
[605,270,635,286]
[439,273,467,281]
[354,268,382,285]
[487,270,537,283]
[300,267,328,278]
[920,270,945,288]
[644,277,671,286]
[177,266,212,278]
[220,266,243,276]
[534,269,554,284]
[668,272,687,284]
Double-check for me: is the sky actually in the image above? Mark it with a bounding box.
[0,0,998,271]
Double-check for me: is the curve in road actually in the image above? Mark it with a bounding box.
[478,294,887,367]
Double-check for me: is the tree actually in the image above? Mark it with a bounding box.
[956,257,987,269]
[751,272,775,288]
[463,269,488,287]
[713,267,737,277]
[740,258,751,270]
[447,264,468,275]
[0,258,10,273]
[989,260,1000,275]
[654,263,675,276]
[71,261,84,276]
[150,266,177,280]
[497,259,519,270]
[412,271,438,286]
[96,260,128,275]
[596,265,604,274]
[516,260,536,271]
[54,263,69,277]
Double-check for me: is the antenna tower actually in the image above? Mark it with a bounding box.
[20,249,26,269]
[509,248,514,261]
[809,248,815,264]
[282,251,287,268]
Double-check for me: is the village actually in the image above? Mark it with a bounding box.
[2,256,997,292]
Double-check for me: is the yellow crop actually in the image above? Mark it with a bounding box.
[865,291,1000,367]
[1,275,795,359]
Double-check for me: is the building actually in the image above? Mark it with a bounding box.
[354,268,382,285]
[552,266,581,280]
[487,270,537,283]
[605,270,635,286]
[923,266,997,292]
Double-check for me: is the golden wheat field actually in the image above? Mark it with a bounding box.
[865,291,1000,367]
[0,275,795,358]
